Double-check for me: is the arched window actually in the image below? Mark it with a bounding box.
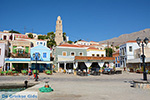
[97,54,100,57]
[79,52,83,56]
[92,54,95,56]
[70,52,75,56]
[101,54,104,57]
[62,51,67,56]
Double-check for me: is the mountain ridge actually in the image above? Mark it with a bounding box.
[99,28,150,46]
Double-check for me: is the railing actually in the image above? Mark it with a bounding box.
[11,53,30,58]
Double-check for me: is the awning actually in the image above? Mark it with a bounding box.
[30,61,53,64]
[14,46,25,50]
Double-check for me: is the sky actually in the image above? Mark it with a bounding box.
[0,0,150,42]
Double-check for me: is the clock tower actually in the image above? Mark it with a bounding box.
[55,16,64,45]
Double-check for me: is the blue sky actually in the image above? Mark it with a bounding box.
[0,0,150,42]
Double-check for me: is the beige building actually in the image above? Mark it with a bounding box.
[25,33,38,39]
[55,16,64,45]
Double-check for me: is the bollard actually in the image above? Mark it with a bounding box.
[24,80,28,88]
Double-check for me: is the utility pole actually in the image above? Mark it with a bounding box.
[24,26,26,34]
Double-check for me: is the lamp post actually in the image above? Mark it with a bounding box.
[136,37,149,81]
[33,53,40,81]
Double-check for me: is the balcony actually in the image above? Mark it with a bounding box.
[11,53,30,58]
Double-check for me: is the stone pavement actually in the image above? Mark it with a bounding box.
[1,72,150,100]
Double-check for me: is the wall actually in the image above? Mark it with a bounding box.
[87,50,105,57]
[0,43,8,67]
[55,47,87,57]
[30,45,50,61]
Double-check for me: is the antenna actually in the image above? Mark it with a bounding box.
[24,26,26,34]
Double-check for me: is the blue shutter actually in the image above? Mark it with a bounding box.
[43,53,46,58]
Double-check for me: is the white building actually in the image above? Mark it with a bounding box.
[0,31,15,41]
[75,40,91,46]
[36,40,47,47]
[25,33,38,39]
[87,47,106,57]
[0,42,9,70]
[119,40,150,68]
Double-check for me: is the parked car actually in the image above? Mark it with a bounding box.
[103,68,115,75]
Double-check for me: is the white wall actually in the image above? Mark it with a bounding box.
[36,41,47,47]
[126,43,139,60]
[87,50,106,57]
[0,43,6,67]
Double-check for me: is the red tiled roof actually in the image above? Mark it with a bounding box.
[126,40,150,43]
[59,43,88,48]
[87,47,99,50]
[75,56,115,60]
[126,40,137,43]
[14,39,28,41]
[90,41,98,43]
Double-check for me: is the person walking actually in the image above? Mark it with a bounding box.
[28,68,32,80]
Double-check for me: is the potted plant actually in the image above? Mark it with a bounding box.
[8,70,12,75]
[12,71,19,76]
[45,70,52,75]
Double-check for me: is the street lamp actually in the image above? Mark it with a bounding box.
[33,53,40,81]
[136,37,149,81]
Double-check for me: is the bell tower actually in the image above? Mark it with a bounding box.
[55,16,63,45]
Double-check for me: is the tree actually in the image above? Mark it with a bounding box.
[38,35,45,40]
[63,32,66,41]
[9,30,20,34]
[115,46,119,49]
[105,48,113,57]
[74,41,77,43]
[67,40,73,44]
[28,33,33,39]
[47,32,55,40]
[47,40,57,48]
[45,36,50,39]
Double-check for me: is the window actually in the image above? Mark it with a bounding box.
[71,52,75,56]
[13,46,17,53]
[37,42,39,45]
[118,64,120,67]
[0,48,1,55]
[62,51,67,56]
[40,42,42,45]
[115,57,117,62]
[118,57,119,61]
[97,54,100,57]
[79,52,83,56]
[116,64,118,67]
[92,54,95,56]
[43,53,47,58]
[44,42,45,46]
[25,46,29,53]
[129,46,132,52]
[59,33,61,35]
[101,54,104,57]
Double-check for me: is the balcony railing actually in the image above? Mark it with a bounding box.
[11,53,30,58]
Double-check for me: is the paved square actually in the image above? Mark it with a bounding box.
[1,72,150,100]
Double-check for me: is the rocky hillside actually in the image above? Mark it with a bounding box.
[99,28,150,46]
